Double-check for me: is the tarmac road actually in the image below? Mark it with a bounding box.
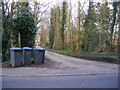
[2,74,118,88]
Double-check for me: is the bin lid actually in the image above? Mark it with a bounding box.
[33,48,45,50]
[10,47,22,50]
[23,47,32,50]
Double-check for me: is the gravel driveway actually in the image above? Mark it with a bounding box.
[2,51,118,75]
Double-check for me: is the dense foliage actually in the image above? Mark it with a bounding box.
[1,2,11,61]
[1,2,37,61]
[13,7,36,47]
[1,1,119,62]
[48,1,119,54]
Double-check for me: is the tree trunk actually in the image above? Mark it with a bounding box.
[110,2,117,51]
[10,1,14,47]
[76,1,81,51]
[118,2,120,60]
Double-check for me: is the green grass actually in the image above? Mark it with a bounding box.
[76,51,118,59]
[46,48,118,59]
[93,53,118,59]
[47,48,75,54]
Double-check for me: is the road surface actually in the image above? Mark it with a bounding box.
[2,74,118,88]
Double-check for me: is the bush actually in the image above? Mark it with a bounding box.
[13,7,37,47]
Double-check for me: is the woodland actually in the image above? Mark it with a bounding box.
[1,0,120,62]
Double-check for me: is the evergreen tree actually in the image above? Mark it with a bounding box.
[83,2,98,52]
[13,6,36,47]
[97,2,112,52]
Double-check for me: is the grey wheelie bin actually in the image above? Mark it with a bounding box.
[23,47,32,65]
[33,48,45,64]
[10,47,23,68]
